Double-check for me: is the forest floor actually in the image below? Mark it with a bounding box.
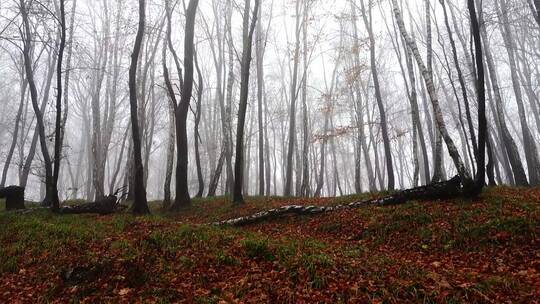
[0,187,539,303]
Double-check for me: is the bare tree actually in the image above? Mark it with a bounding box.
[496,0,540,185]
[170,0,199,211]
[468,0,486,194]
[359,0,394,190]
[51,0,67,210]
[128,0,149,214]
[233,0,260,204]
[19,0,58,206]
[194,50,205,198]
[391,0,471,184]
[284,0,302,196]
[1,71,26,188]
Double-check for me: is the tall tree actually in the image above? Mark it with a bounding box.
[162,35,175,208]
[350,0,376,192]
[194,50,205,198]
[52,0,67,211]
[468,0,486,193]
[1,72,26,188]
[128,0,150,214]
[479,0,528,186]
[19,0,57,207]
[233,0,261,204]
[391,0,471,184]
[496,0,540,185]
[360,0,394,190]
[169,0,199,211]
[255,1,266,196]
[299,0,311,197]
[284,0,302,196]
[440,0,478,164]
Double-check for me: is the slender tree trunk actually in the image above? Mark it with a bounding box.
[300,1,310,197]
[496,0,540,185]
[468,0,486,194]
[90,5,110,200]
[60,0,77,157]
[194,51,205,198]
[20,52,56,189]
[1,78,27,187]
[440,0,478,164]
[208,146,225,197]
[170,0,199,211]
[128,0,149,214]
[20,0,56,206]
[51,0,67,210]
[162,0,176,206]
[350,2,375,191]
[233,0,260,204]
[255,2,265,196]
[109,126,129,194]
[224,0,235,195]
[360,0,394,190]
[163,94,175,206]
[391,0,471,183]
[284,0,302,196]
[404,45,430,185]
[480,11,528,186]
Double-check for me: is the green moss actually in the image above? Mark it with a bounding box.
[241,237,274,261]
[215,250,239,266]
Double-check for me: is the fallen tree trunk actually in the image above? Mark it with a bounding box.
[214,176,462,226]
[0,186,25,210]
[58,195,127,215]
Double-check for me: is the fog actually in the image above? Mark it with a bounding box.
[0,0,538,203]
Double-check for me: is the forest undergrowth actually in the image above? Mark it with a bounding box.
[0,187,538,303]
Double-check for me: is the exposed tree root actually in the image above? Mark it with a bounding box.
[213,176,462,226]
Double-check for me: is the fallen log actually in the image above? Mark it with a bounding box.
[58,194,127,215]
[0,186,25,210]
[213,176,462,226]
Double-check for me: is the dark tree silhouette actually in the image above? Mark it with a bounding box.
[233,0,261,204]
[170,0,200,211]
[128,0,150,215]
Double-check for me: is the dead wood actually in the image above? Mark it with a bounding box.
[214,176,462,226]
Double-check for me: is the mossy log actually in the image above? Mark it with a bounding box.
[214,176,462,226]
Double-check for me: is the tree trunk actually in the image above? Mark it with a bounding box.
[360,0,394,190]
[233,0,260,204]
[52,0,67,210]
[170,0,199,211]
[440,0,478,165]
[350,2,375,191]
[391,0,471,183]
[128,0,150,215]
[480,10,528,186]
[216,176,463,226]
[300,10,310,197]
[109,126,129,194]
[255,2,266,196]
[19,52,56,189]
[20,0,56,207]
[284,0,302,196]
[1,78,27,187]
[496,0,540,185]
[224,0,235,195]
[194,51,205,198]
[468,0,486,194]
